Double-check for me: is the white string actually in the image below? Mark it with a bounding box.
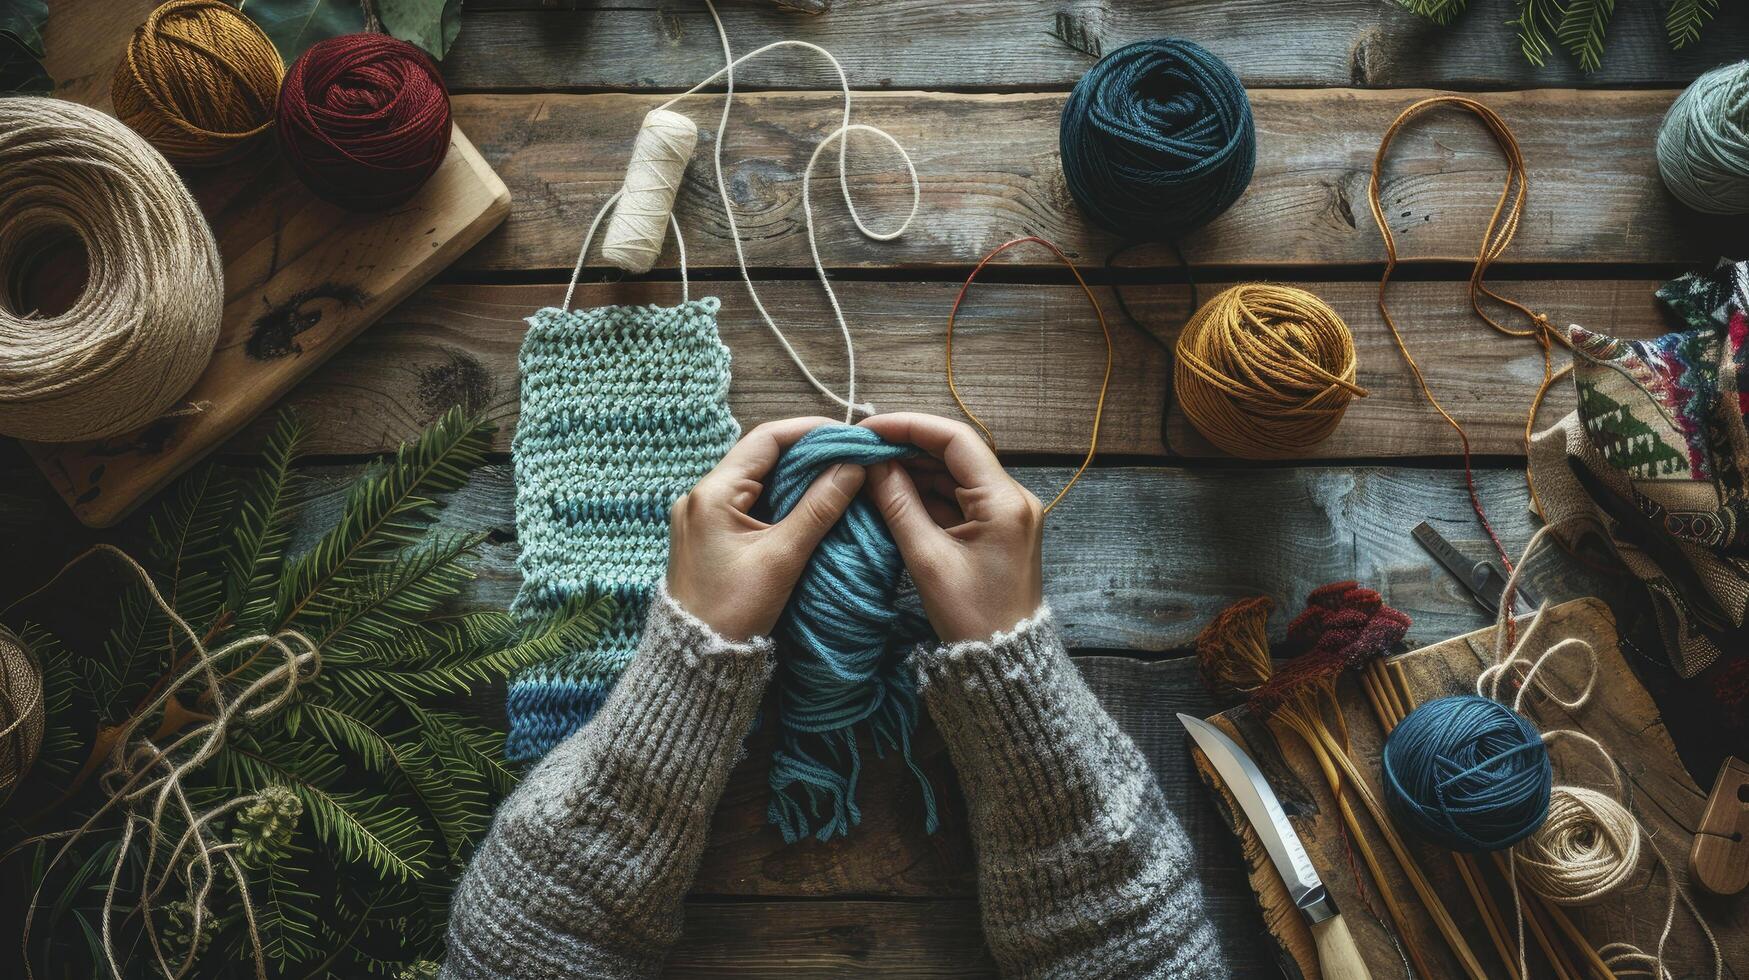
[560,188,689,312]
[658,1,921,421]
[1479,525,1723,980]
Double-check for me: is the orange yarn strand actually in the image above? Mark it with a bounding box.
[945,236,1113,515]
[1368,96,1570,568]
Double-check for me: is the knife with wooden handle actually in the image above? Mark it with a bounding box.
[1181,713,1372,980]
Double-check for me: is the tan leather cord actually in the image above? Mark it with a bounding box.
[946,236,1112,515]
[1368,95,1570,566]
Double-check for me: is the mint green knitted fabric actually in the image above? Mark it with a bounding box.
[505,296,740,761]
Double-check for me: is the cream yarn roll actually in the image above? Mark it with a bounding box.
[0,97,223,443]
[600,108,700,275]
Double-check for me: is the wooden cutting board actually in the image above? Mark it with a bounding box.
[21,122,509,527]
[1190,598,1748,979]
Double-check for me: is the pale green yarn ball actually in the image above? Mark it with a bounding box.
[1657,61,1749,215]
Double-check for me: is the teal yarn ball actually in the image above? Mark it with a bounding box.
[758,424,938,843]
[1657,61,1749,215]
[1381,694,1552,853]
[1059,37,1256,239]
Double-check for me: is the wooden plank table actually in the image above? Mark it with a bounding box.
[17,0,1749,975]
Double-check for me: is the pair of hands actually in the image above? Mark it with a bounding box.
[667,413,1043,644]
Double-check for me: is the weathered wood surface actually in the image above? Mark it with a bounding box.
[1193,599,1748,979]
[452,0,1749,91]
[296,462,1563,653]
[668,900,995,977]
[0,459,1555,656]
[224,278,1672,460]
[451,89,1731,273]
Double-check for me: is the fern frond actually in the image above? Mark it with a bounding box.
[291,702,486,859]
[18,625,83,782]
[1667,0,1718,48]
[217,744,434,882]
[1508,0,1561,66]
[146,463,237,635]
[409,707,520,796]
[253,859,323,966]
[311,532,485,663]
[227,411,308,632]
[328,591,614,701]
[1556,0,1614,72]
[274,407,492,628]
[1395,0,1468,24]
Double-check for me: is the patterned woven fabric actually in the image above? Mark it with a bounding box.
[505,297,740,762]
[1531,260,1749,677]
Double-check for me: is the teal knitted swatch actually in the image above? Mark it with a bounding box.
[505,296,740,762]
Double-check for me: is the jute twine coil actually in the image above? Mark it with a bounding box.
[0,626,44,808]
[1173,283,1366,458]
[112,0,284,165]
[0,97,223,443]
[1516,785,1641,906]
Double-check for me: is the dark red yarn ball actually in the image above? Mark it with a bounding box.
[276,34,452,211]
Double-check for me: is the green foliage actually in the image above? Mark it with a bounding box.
[1396,0,1722,71]
[240,0,466,62]
[1667,0,1719,48]
[1556,0,1615,72]
[7,407,613,978]
[0,0,50,93]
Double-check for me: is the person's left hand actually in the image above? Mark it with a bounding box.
[666,417,866,641]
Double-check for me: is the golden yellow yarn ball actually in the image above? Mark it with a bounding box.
[1173,283,1367,458]
[111,0,284,165]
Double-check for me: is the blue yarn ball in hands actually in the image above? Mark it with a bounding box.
[1059,37,1256,240]
[1381,694,1552,853]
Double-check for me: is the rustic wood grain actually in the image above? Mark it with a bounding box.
[451,1,1749,92]
[668,900,995,977]
[450,89,1732,274]
[273,462,1571,653]
[1193,599,1749,979]
[20,127,511,528]
[223,278,1675,461]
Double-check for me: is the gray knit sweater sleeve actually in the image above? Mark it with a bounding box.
[441,586,771,980]
[911,608,1226,979]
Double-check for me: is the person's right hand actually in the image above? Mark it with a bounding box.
[859,413,1044,643]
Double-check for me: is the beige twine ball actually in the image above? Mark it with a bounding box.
[0,97,223,443]
[0,627,45,807]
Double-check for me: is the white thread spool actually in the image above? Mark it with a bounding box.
[601,108,699,275]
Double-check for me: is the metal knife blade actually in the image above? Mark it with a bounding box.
[1179,713,1337,923]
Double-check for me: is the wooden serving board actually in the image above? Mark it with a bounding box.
[22,122,510,527]
[1190,598,1749,979]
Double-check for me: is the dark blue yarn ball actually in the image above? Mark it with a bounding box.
[1059,38,1256,240]
[1381,694,1553,853]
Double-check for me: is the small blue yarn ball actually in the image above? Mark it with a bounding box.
[1059,37,1256,240]
[1381,694,1552,853]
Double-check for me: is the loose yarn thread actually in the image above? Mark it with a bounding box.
[1173,283,1367,458]
[586,0,921,422]
[0,97,223,443]
[758,425,937,843]
[277,33,453,211]
[1059,37,1256,240]
[1381,694,1553,854]
[111,0,284,165]
[0,627,44,809]
[1477,526,1721,979]
[1656,60,1749,215]
[1369,96,1570,576]
[5,545,319,980]
[945,236,1111,514]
